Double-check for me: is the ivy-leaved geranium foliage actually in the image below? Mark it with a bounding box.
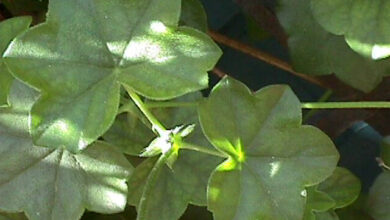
[0,81,133,220]
[276,0,390,92]
[198,77,339,220]
[3,0,221,153]
[0,0,382,219]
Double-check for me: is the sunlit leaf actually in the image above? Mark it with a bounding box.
[0,81,133,220]
[367,171,390,220]
[199,76,339,220]
[276,0,390,92]
[311,0,390,60]
[3,0,221,153]
[0,16,31,107]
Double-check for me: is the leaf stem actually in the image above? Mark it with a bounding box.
[127,89,166,134]
[303,89,333,122]
[301,102,390,109]
[181,142,226,158]
[145,101,199,109]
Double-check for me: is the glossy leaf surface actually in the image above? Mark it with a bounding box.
[4,0,221,152]
[199,77,339,220]
[276,0,390,92]
[0,16,31,106]
[0,81,133,220]
[311,0,390,59]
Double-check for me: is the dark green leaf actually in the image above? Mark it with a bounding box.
[381,136,390,166]
[199,76,339,220]
[0,16,31,106]
[4,0,221,153]
[311,0,390,59]
[0,81,133,220]
[317,167,361,209]
[367,171,390,220]
[276,0,390,92]
[304,187,336,220]
[180,0,208,32]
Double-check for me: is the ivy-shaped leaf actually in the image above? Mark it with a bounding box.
[303,187,336,220]
[3,0,221,153]
[180,0,208,32]
[198,76,339,220]
[276,0,390,92]
[367,171,390,220]
[311,0,390,60]
[0,16,31,107]
[304,167,361,220]
[0,81,133,220]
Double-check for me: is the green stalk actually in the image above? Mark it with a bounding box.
[182,142,226,158]
[301,101,390,109]
[145,101,198,108]
[126,89,166,134]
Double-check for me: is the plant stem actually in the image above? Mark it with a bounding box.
[182,142,226,158]
[127,89,166,134]
[303,89,333,122]
[301,102,390,109]
[208,30,330,89]
[145,101,198,109]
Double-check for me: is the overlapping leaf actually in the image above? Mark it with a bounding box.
[304,167,361,220]
[180,0,208,32]
[0,81,133,220]
[311,0,390,60]
[108,93,221,220]
[367,171,390,220]
[198,76,339,220]
[0,17,31,106]
[3,0,221,153]
[276,0,390,92]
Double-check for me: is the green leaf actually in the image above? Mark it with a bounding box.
[381,136,390,166]
[0,81,133,220]
[180,0,208,32]
[122,93,221,220]
[303,167,361,220]
[199,76,339,220]
[0,212,27,220]
[304,187,336,220]
[4,0,221,153]
[276,0,390,92]
[311,0,390,60]
[0,16,31,107]
[317,167,361,209]
[367,171,390,220]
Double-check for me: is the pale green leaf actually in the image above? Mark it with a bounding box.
[199,77,339,220]
[0,81,133,220]
[311,0,390,59]
[367,171,390,220]
[4,0,221,152]
[0,16,31,106]
[276,0,390,92]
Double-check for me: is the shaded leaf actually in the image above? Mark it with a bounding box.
[366,171,390,220]
[0,81,133,220]
[311,0,390,59]
[180,0,208,32]
[0,16,31,106]
[304,187,336,220]
[199,76,339,220]
[276,0,390,92]
[381,136,390,166]
[4,0,221,152]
